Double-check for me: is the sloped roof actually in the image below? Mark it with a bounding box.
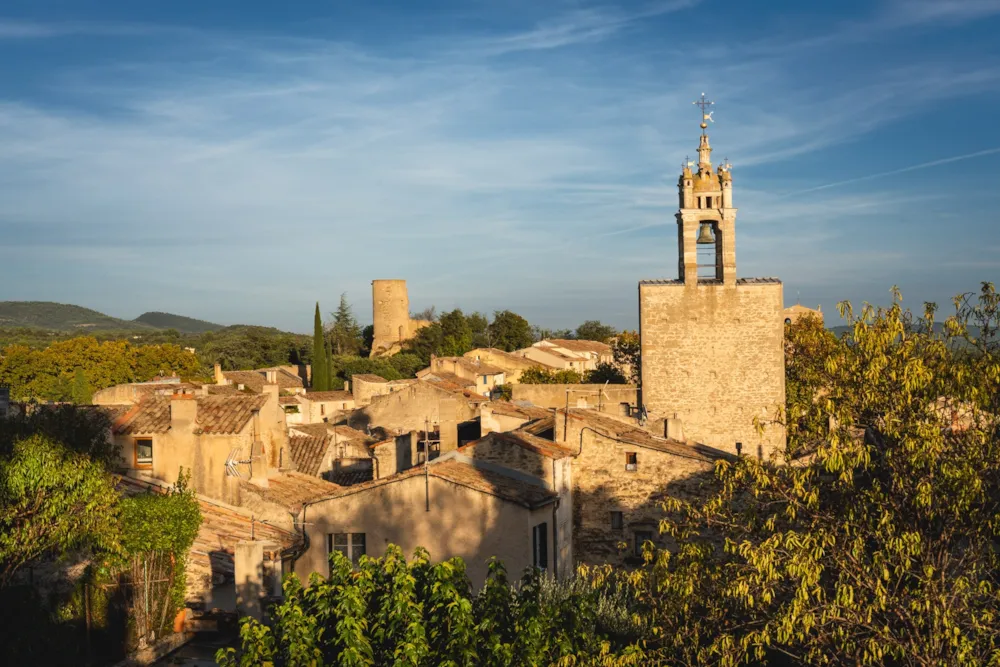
[115,475,297,594]
[352,374,388,383]
[486,401,553,421]
[461,430,574,460]
[544,339,611,355]
[288,434,331,476]
[222,368,304,392]
[308,459,556,510]
[289,422,330,438]
[241,472,341,512]
[302,390,354,403]
[559,408,734,463]
[112,394,268,435]
[419,376,488,403]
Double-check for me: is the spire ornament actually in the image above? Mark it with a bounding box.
[693,93,714,134]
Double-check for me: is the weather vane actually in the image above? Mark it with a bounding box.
[693,93,714,134]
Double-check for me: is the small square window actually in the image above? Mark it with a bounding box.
[625,452,638,472]
[135,438,153,467]
[532,522,548,570]
[610,511,624,530]
[634,530,654,556]
[329,532,366,568]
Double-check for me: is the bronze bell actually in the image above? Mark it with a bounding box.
[696,222,716,244]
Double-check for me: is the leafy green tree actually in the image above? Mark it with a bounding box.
[115,472,201,646]
[389,353,425,379]
[218,547,645,666]
[532,326,573,342]
[411,306,437,322]
[312,303,329,391]
[611,331,640,385]
[329,293,364,356]
[402,322,444,365]
[641,284,1000,665]
[575,320,617,343]
[0,403,118,465]
[0,435,120,587]
[439,309,474,357]
[584,362,627,384]
[487,310,534,352]
[468,312,490,349]
[518,366,583,385]
[70,368,92,405]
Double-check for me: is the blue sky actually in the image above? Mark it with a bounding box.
[1,0,999,333]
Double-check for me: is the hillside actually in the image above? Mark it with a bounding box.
[134,311,223,333]
[0,301,156,332]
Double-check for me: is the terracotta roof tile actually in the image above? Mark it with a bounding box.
[486,401,553,420]
[420,376,489,403]
[112,394,268,435]
[351,374,388,383]
[460,430,574,460]
[309,459,555,509]
[559,408,734,462]
[544,339,611,354]
[222,368,304,393]
[302,390,354,402]
[289,423,331,438]
[241,472,341,512]
[288,434,331,476]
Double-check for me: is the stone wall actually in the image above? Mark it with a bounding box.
[295,473,554,587]
[639,280,785,459]
[350,382,478,434]
[511,384,637,412]
[556,412,715,567]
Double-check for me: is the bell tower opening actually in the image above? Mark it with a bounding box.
[676,93,736,286]
[696,221,721,280]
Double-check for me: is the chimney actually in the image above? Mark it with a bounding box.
[170,392,198,428]
[214,363,225,385]
[439,397,459,454]
[664,413,684,441]
[265,369,278,384]
[262,383,279,406]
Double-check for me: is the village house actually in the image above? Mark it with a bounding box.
[350,374,414,407]
[783,303,823,325]
[109,384,288,506]
[292,456,561,587]
[463,347,543,383]
[515,344,589,373]
[480,401,554,435]
[553,408,732,565]
[349,377,484,441]
[417,355,506,397]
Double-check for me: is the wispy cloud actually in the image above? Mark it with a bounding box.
[778,147,1000,198]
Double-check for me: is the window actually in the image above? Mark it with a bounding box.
[320,404,326,416]
[784,318,792,325]
[135,438,153,467]
[625,452,638,472]
[610,511,624,530]
[328,532,366,567]
[532,522,548,570]
[634,530,654,557]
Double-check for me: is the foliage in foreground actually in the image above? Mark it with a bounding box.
[638,283,1000,665]
[218,547,648,667]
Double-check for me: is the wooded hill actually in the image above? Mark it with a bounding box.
[0,302,221,334]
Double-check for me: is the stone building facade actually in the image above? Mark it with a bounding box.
[639,104,785,460]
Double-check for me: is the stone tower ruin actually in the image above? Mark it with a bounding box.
[638,95,786,459]
[371,280,432,357]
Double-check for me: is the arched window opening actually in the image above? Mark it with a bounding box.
[696,221,721,280]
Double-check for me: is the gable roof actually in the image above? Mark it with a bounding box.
[112,394,268,435]
[352,374,388,383]
[486,401,553,421]
[559,408,734,463]
[222,368,304,392]
[461,430,574,460]
[543,339,612,355]
[241,472,342,512]
[288,434,331,477]
[419,376,489,403]
[302,390,354,403]
[308,459,556,510]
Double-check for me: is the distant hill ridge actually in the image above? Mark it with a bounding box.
[134,311,223,333]
[0,301,156,332]
[0,301,222,334]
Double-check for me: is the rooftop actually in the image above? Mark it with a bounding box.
[461,429,574,460]
[222,368,304,392]
[540,339,611,355]
[639,277,782,286]
[558,408,735,463]
[309,459,556,510]
[302,390,354,402]
[241,472,342,512]
[112,394,269,435]
[486,401,554,421]
[352,374,388,383]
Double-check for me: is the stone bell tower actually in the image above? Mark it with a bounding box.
[638,95,785,459]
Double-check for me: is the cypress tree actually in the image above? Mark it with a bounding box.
[312,302,328,391]
[325,339,335,390]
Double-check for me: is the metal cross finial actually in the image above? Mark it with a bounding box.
[693,92,714,134]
